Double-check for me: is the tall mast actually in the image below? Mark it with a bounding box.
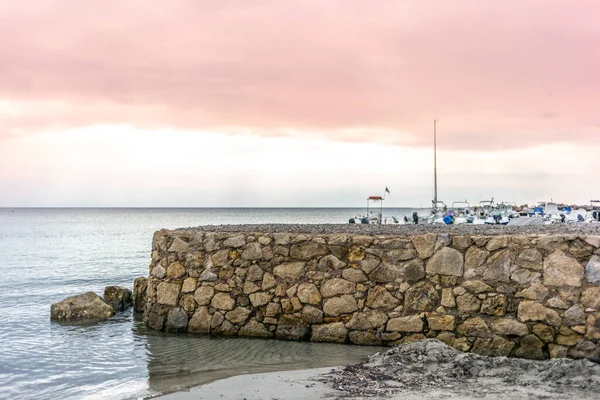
[433,119,438,210]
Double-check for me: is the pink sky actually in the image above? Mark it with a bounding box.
[1,1,599,206]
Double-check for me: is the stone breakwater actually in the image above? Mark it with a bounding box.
[142,226,600,361]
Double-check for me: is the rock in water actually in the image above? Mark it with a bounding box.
[50,292,115,322]
[103,286,133,311]
[132,277,148,312]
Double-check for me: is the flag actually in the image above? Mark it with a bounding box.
[385,186,390,194]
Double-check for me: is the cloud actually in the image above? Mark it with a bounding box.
[1,125,597,207]
[0,0,599,149]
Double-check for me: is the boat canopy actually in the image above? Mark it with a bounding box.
[368,196,383,200]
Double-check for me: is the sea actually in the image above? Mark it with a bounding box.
[0,207,418,400]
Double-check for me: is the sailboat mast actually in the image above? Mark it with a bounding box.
[433,119,438,209]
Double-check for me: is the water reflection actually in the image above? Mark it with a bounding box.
[143,324,386,396]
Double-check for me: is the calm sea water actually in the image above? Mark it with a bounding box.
[0,208,416,400]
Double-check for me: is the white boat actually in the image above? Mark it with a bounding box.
[429,201,473,225]
[349,195,401,224]
[426,200,447,224]
[449,201,473,224]
[590,200,600,222]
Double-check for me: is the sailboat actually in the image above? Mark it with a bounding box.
[427,120,448,224]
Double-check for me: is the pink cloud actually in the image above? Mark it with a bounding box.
[0,0,599,149]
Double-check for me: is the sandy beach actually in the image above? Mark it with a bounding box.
[156,339,600,400]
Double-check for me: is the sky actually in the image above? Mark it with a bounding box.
[1,0,599,207]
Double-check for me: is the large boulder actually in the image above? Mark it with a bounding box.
[51,292,115,322]
[103,286,132,312]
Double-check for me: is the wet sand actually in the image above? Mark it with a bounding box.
[155,367,337,400]
[144,334,385,397]
[157,340,600,400]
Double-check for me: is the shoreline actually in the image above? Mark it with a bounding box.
[153,367,338,400]
[155,339,600,400]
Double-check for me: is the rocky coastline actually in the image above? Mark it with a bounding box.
[50,286,132,323]
[49,223,600,399]
[142,223,600,362]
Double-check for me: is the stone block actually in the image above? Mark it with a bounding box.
[348,331,382,346]
[249,292,272,308]
[411,234,437,259]
[366,286,400,310]
[517,300,561,327]
[515,334,547,360]
[471,335,515,357]
[426,247,464,277]
[211,293,235,311]
[427,314,455,331]
[166,308,188,332]
[581,287,600,309]
[345,310,388,330]
[290,241,329,260]
[274,262,306,280]
[157,282,180,307]
[490,318,529,336]
[543,250,584,287]
[133,277,148,312]
[386,315,423,332]
[516,248,543,270]
[323,295,358,316]
[456,293,481,313]
[276,315,310,340]
[312,322,348,343]
[480,295,506,316]
[240,319,273,338]
[321,278,355,298]
[404,282,439,313]
[457,317,490,338]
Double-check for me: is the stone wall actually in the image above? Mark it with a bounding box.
[142,229,600,361]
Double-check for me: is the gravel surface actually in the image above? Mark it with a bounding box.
[318,339,600,399]
[174,223,600,236]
